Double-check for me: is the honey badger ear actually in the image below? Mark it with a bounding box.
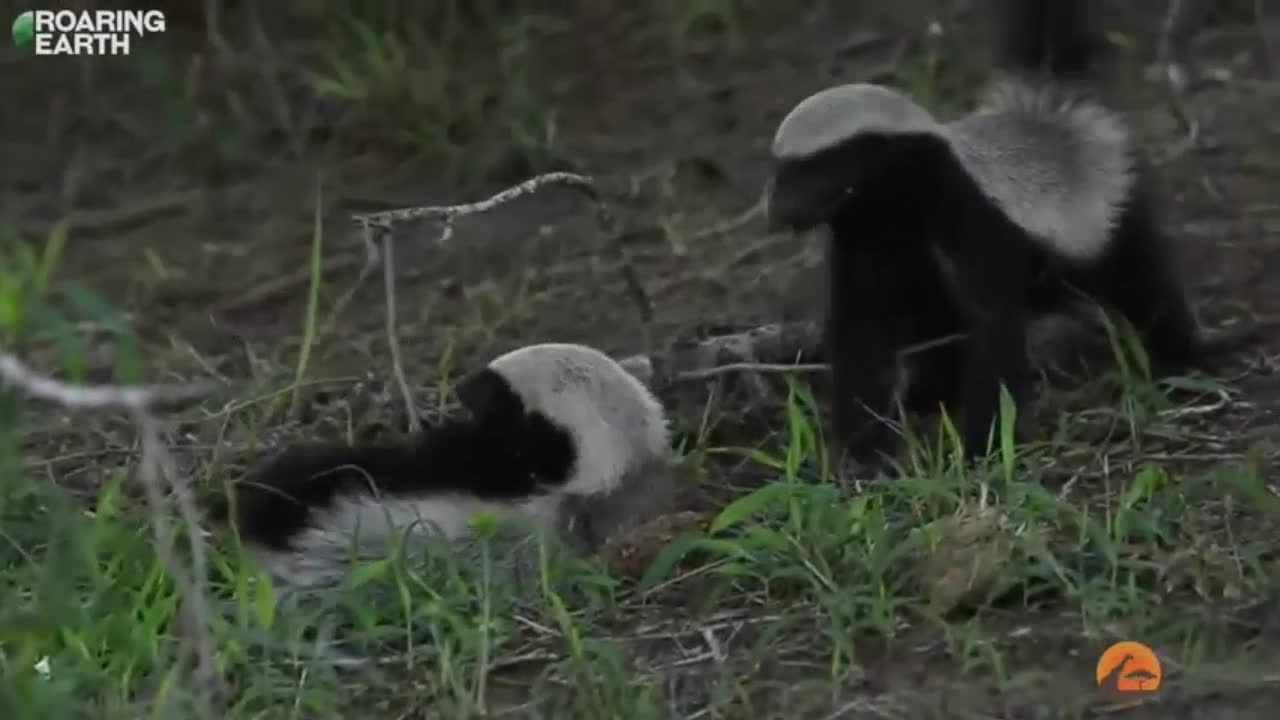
[455,367,525,427]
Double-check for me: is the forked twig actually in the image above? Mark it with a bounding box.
[350,173,618,433]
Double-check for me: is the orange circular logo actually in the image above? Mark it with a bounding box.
[1095,641,1161,692]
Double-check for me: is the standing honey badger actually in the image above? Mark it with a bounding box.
[764,0,1241,464]
[227,342,677,589]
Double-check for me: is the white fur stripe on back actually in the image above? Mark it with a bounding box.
[770,80,1136,262]
[946,80,1135,261]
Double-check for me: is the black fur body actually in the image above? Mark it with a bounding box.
[231,367,576,552]
[794,129,1199,461]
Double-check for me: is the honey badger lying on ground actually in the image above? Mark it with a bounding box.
[226,342,678,589]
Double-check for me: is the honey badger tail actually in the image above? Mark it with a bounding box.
[992,0,1105,81]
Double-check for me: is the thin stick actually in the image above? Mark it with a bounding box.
[619,264,654,324]
[136,412,223,712]
[689,194,765,243]
[660,332,967,384]
[377,225,420,434]
[674,362,829,382]
[898,332,967,357]
[351,172,608,232]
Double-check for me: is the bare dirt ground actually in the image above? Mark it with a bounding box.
[5,1,1280,718]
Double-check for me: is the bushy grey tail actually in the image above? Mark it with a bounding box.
[991,0,1106,81]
